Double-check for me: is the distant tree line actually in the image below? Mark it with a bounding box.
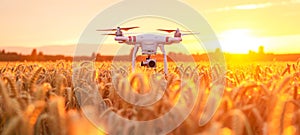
[0,49,72,61]
[0,48,299,62]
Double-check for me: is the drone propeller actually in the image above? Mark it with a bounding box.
[101,33,117,36]
[101,32,138,36]
[157,28,193,33]
[181,32,200,36]
[157,29,176,33]
[97,26,140,31]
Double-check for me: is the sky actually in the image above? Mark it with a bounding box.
[0,0,299,55]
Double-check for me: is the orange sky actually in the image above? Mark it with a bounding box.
[0,0,299,55]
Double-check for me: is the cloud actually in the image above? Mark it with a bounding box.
[233,3,273,10]
[205,0,300,13]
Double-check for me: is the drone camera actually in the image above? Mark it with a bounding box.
[141,58,156,68]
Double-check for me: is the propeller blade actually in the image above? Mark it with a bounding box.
[97,29,117,31]
[182,32,200,36]
[101,33,116,36]
[97,26,139,31]
[157,29,176,33]
[101,32,139,36]
[181,30,194,32]
[157,29,194,33]
[120,26,140,31]
[101,33,137,36]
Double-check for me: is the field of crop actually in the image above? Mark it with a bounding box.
[0,60,299,135]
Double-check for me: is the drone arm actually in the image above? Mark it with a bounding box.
[170,37,182,43]
[164,37,182,45]
[115,36,128,42]
[159,45,168,74]
[131,44,139,72]
[115,36,137,45]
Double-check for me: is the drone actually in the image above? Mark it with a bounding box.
[97,26,197,74]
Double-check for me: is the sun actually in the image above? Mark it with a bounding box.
[219,29,262,54]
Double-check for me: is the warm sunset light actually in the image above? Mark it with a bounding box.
[0,0,299,55]
[219,29,263,53]
[1,1,300,135]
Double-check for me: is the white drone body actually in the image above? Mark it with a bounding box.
[98,27,194,74]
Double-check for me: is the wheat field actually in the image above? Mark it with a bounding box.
[0,60,299,135]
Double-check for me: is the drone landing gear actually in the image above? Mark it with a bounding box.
[131,45,168,75]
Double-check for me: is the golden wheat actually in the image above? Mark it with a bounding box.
[0,61,299,134]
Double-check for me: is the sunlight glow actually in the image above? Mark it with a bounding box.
[219,29,264,53]
[234,3,272,10]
